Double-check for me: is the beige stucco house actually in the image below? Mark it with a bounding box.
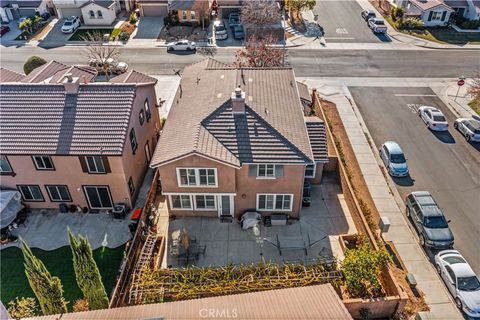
[0,61,161,211]
[150,59,328,221]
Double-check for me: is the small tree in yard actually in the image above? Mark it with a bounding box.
[468,75,480,105]
[235,34,285,68]
[241,0,281,35]
[285,0,316,23]
[69,230,109,310]
[341,236,391,298]
[21,240,68,315]
[82,32,120,80]
[7,297,38,319]
[23,56,47,75]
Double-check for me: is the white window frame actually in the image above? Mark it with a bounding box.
[85,156,105,173]
[176,168,218,187]
[190,11,196,21]
[18,185,44,202]
[0,155,13,173]
[432,11,442,20]
[169,194,193,210]
[305,163,316,178]
[256,194,293,212]
[33,155,54,170]
[194,195,217,211]
[182,10,187,20]
[257,164,275,179]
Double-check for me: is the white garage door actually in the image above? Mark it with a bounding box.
[142,5,168,16]
[59,8,82,19]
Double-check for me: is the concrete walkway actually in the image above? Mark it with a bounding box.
[308,83,463,319]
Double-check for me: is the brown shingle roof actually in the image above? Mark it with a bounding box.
[110,70,158,85]
[27,284,352,320]
[0,67,24,82]
[151,58,315,167]
[0,83,136,155]
[305,117,328,163]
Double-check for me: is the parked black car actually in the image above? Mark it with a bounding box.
[405,191,454,250]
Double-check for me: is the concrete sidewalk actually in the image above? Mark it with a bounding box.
[305,82,463,319]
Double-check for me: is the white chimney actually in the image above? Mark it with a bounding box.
[231,85,245,114]
[65,73,73,82]
[63,73,79,94]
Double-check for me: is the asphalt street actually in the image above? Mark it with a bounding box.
[1,46,480,78]
[349,86,480,274]
[314,0,387,43]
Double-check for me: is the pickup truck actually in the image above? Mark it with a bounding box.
[368,18,387,34]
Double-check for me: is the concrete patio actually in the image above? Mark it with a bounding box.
[1,210,131,251]
[165,176,357,268]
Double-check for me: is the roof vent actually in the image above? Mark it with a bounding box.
[65,73,73,83]
[232,85,246,114]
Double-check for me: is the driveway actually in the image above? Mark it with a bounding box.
[314,0,388,43]
[0,21,23,45]
[37,18,73,49]
[166,175,356,267]
[349,86,480,274]
[131,16,164,40]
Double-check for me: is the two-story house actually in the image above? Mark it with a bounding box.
[150,58,328,221]
[0,61,160,211]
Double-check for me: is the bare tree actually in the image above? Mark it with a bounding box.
[235,34,285,68]
[241,0,281,35]
[82,32,120,80]
[468,75,480,104]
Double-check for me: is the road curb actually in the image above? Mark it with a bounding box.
[388,31,480,51]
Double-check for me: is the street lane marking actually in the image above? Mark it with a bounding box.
[407,103,421,114]
[336,28,349,34]
[394,94,437,97]
[324,37,356,40]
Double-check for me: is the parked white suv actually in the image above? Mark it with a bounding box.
[454,117,480,142]
[61,16,80,34]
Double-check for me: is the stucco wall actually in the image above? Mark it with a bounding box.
[122,84,161,206]
[421,9,451,27]
[81,2,118,26]
[1,155,129,209]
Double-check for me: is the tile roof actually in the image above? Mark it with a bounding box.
[151,58,315,167]
[0,83,136,155]
[409,0,453,11]
[443,0,469,7]
[81,0,116,9]
[110,70,158,84]
[169,0,198,10]
[28,284,352,320]
[20,60,98,84]
[0,68,24,82]
[22,60,69,83]
[305,117,328,163]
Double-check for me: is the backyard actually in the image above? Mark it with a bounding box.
[0,244,125,311]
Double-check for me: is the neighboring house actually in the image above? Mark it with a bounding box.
[150,58,328,221]
[136,0,169,16]
[81,0,120,25]
[405,0,454,26]
[169,0,211,23]
[0,61,161,211]
[52,0,123,24]
[0,0,52,22]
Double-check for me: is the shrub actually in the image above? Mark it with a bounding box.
[164,10,180,26]
[459,19,480,30]
[129,12,138,24]
[72,299,89,312]
[398,17,425,30]
[23,56,47,75]
[341,236,391,298]
[119,31,130,41]
[7,297,38,319]
[110,28,121,40]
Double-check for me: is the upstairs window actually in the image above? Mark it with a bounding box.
[257,164,275,178]
[144,99,151,122]
[139,109,145,125]
[0,155,13,173]
[190,11,196,21]
[182,10,187,20]
[85,156,106,174]
[130,128,138,154]
[305,164,315,178]
[32,155,54,170]
[128,177,135,195]
[177,168,217,187]
[97,10,103,18]
[89,10,95,18]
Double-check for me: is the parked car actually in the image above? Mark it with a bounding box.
[88,58,128,74]
[379,141,409,177]
[40,12,51,21]
[405,191,454,249]
[229,13,241,28]
[61,16,80,33]
[434,250,480,318]
[166,40,196,52]
[214,20,228,40]
[418,106,449,131]
[0,25,10,37]
[361,10,376,21]
[233,25,245,40]
[454,117,480,142]
[368,18,387,33]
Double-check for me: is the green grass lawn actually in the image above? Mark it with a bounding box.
[68,28,114,41]
[0,245,125,310]
[468,99,480,115]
